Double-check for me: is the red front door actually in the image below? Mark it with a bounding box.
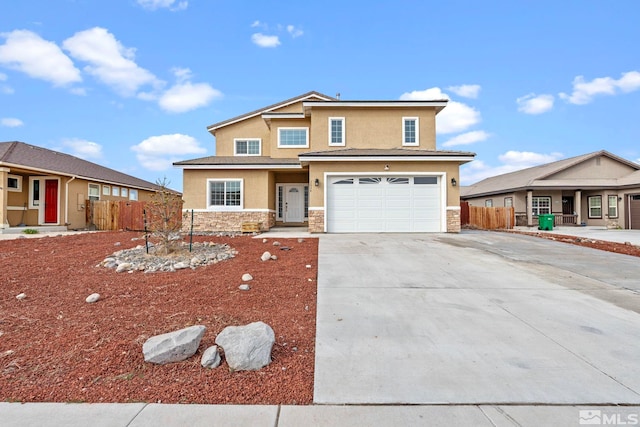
[44,179,58,223]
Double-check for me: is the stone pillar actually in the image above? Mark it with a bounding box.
[308,209,325,233]
[0,167,9,229]
[575,190,582,225]
[446,206,461,233]
[526,190,533,227]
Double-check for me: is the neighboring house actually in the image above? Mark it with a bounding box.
[0,141,161,232]
[460,150,640,229]
[174,91,475,233]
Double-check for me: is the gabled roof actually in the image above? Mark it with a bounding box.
[0,141,161,191]
[461,150,640,198]
[206,91,335,133]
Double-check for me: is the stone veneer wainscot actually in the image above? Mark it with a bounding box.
[184,211,275,232]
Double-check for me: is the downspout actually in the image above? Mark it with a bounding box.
[65,176,76,227]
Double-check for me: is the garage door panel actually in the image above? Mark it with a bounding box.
[327,175,442,233]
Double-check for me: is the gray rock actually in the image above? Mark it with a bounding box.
[260,251,271,262]
[241,273,253,281]
[114,242,121,246]
[116,262,133,273]
[173,261,189,270]
[239,284,250,291]
[143,325,206,365]
[86,293,100,303]
[262,238,268,243]
[270,255,278,260]
[201,345,221,368]
[16,293,26,300]
[298,238,305,243]
[215,321,275,371]
[272,241,281,246]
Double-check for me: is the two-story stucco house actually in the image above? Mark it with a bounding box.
[174,91,475,233]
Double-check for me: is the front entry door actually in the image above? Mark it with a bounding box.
[285,185,304,223]
[44,179,58,224]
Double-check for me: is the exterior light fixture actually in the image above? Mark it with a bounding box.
[314,178,320,187]
[451,178,457,187]
[384,164,390,171]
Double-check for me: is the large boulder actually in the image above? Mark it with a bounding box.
[143,325,206,365]
[215,322,275,371]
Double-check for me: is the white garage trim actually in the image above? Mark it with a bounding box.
[323,171,448,233]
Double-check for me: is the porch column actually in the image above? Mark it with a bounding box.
[574,190,582,225]
[0,167,9,229]
[527,190,533,227]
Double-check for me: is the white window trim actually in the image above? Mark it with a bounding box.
[531,196,551,216]
[588,195,602,219]
[234,138,262,156]
[121,188,128,198]
[278,127,309,148]
[7,174,22,192]
[608,195,618,218]
[328,117,346,146]
[207,179,244,211]
[112,186,120,197]
[103,185,110,195]
[88,183,100,201]
[402,117,420,146]
[129,189,138,201]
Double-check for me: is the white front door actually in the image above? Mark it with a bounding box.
[285,185,304,223]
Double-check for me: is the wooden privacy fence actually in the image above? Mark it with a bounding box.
[87,200,182,231]
[461,202,515,230]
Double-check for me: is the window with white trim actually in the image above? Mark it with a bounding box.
[29,177,41,208]
[129,189,138,201]
[234,139,261,156]
[278,127,308,148]
[121,188,128,198]
[532,196,551,215]
[328,117,345,146]
[7,174,22,192]
[88,183,100,201]
[402,117,419,146]
[208,179,242,209]
[103,185,110,195]
[608,195,618,218]
[485,199,493,207]
[588,196,602,218]
[112,186,120,197]
[504,197,513,207]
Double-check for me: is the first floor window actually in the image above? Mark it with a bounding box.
[112,186,120,197]
[129,189,138,201]
[588,196,602,218]
[209,180,242,208]
[485,199,493,207]
[235,139,261,155]
[7,174,22,191]
[504,197,513,207]
[532,196,551,215]
[88,184,100,201]
[278,128,308,147]
[608,195,619,218]
[103,185,110,195]
[121,188,128,198]
[402,117,419,146]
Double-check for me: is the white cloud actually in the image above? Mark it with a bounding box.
[559,71,640,105]
[516,93,554,114]
[157,67,222,113]
[287,25,304,38]
[400,87,481,134]
[251,33,280,48]
[60,138,103,160]
[447,84,481,99]
[251,20,263,28]
[131,134,207,171]
[137,0,188,11]
[0,29,81,87]
[1,117,23,127]
[461,151,564,185]
[63,27,162,97]
[442,130,490,147]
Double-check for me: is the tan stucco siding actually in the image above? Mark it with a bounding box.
[214,116,272,157]
[269,118,312,158]
[182,169,270,210]
[548,156,636,180]
[308,161,460,207]
[309,108,436,151]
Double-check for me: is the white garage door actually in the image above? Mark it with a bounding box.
[326,176,442,232]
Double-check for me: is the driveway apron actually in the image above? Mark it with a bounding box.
[313,232,640,404]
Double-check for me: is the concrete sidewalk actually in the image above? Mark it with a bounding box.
[1,402,638,426]
[513,225,640,246]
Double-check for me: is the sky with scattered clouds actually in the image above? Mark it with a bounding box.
[1,0,639,189]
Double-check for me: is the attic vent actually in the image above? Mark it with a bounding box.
[596,157,601,166]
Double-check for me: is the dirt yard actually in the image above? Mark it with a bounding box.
[0,232,318,405]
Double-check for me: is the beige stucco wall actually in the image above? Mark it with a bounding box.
[308,161,461,207]
[182,169,271,210]
[548,156,636,180]
[268,118,313,158]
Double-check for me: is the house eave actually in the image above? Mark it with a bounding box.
[175,163,304,170]
[298,155,475,163]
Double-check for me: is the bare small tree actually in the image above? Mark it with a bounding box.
[146,177,183,254]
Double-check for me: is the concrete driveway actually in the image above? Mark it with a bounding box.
[314,231,640,405]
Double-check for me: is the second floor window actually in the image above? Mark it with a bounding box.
[403,117,419,146]
[329,117,345,146]
[235,139,261,156]
[278,127,309,148]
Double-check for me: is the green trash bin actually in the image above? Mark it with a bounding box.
[538,214,554,231]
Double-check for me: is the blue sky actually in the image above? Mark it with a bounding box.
[1,0,639,190]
